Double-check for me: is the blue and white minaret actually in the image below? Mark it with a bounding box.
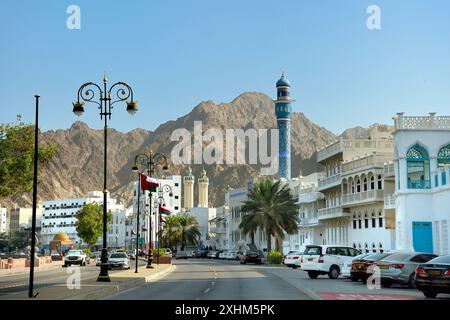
[274,72,294,180]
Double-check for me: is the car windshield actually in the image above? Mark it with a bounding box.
[246,251,259,255]
[110,253,127,258]
[304,246,322,255]
[381,253,412,261]
[353,253,368,260]
[288,251,302,256]
[67,250,82,255]
[427,256,450,264]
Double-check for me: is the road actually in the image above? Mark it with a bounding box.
[0,259,147,297]
[106,259,450,300]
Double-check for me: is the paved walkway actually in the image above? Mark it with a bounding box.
[1,263,174,300]
[0,261,64,277]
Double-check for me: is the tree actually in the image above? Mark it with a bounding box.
[10,230,29,250]
[177,214,201,251]
[239,178,300,252]
[158,214,201,251]
[0,116,57,199]
[75,203,112,250]
[0,232,9,251]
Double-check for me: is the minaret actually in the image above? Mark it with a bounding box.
[274,72,294,180]
[183,167,195,210]
[198,168,209,208]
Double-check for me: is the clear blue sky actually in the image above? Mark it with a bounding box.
[1,0,449,134]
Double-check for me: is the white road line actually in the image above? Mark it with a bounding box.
[211,282,215,286]
[204,288,210,294]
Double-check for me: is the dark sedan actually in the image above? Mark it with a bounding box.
[350,252,394,282]
[415,255,450,298]
[240,250,262,265]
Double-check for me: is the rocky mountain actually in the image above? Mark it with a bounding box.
[6,92,347,209]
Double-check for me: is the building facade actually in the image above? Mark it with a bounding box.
[0,205,7,233]
[393,113,450,255]
[40,191,124,248]
[183,167,195,210]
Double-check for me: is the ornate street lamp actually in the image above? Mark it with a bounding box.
[72,74,138,282]
[132,152,169,270]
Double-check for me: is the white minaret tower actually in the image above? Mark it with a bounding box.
[198,168,209,208]
[183,167,195,210]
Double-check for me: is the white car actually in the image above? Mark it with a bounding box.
[284,251,303,269]
[107,252,130,270]
[225,251,240,260]
[64,250,87,267]
[300,245,362,279]
[218,250,229,259]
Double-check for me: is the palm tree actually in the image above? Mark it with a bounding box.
[158,216,180,251]
[239,178,300,252]
[177,214,201,251]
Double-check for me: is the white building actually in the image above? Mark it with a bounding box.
[393,113,450,255]
[185,207,216,248]
[0,205,7,233]
[40,191,124,248]
[107,207,127,249]
[208,205,230,250]
[132,175,182,250]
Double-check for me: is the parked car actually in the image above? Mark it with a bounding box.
[341,253,372,278]
[240,250,263,265]
[415,255,450,298]
[350,252,394,282]
[95,254,102,266]
[127,251,136,260]
[207,250,217,259]
[107,252,130,270]
[284,251,303,269]
[283,251,297,265]
[175,251,190,259]
[300,245,361,279]
[218,250,229,259]
[225,251,241,260]
[375,251,438,288]
[195,250,208,259]
[64,250,87,267]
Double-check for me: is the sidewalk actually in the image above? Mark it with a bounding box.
[2,263,175,300]
[0,261,64,277]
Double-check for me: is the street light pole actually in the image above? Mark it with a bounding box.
[132,152,169,269]
[28,95,40,298]
[73,74,138,282]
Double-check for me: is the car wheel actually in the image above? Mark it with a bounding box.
[408,273,416,289]
[308,271,319,279]
[328,266,340,279]
[292,266,298,269]
[423,291,438,299]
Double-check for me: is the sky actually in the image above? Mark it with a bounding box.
[0,0,449,135]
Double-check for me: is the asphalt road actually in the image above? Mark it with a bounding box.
[106,259,450,300]
[106,259,311,300]
[0,259,147,296]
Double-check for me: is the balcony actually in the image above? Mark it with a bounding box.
[299,217,319,226]
[318,174,341,191]
[341,190,384,207]
[318,206,350,220]
[384,194,396,210]
[317,140,342,162]
[209,226,227,234]
[384,162,395,178]
[408,179,431,189]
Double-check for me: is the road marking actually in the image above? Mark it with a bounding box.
[318,292,417,300]
[212,282,215,286]
[204,288,210,294]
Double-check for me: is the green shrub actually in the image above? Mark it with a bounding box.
[82,248,93,258]
[267,250,283,264]
[153,248,167,257]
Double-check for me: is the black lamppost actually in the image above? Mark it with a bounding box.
[153,184,173,265]
[72,74,138,282]
[131,152,169,270]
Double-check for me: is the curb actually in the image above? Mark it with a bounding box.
[66,264,175,300]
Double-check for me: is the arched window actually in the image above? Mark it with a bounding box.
[379,243,384,253]
[370,175,375,190]
[363,177,368,191]
[365,243,369,253]
[372,243,376,253]
[364,213,369,228]
[438,144,450,168]
[371,211,376,228]
[377,175,383,190]
[406,144,430,189]
[352,215,357,229]
[356,178,361,193]
[378,210,383,228]
[358,214,362,229]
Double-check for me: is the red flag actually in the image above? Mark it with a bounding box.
[140,173,158,191]
[131,229,136,235]
[159,204,172,215]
